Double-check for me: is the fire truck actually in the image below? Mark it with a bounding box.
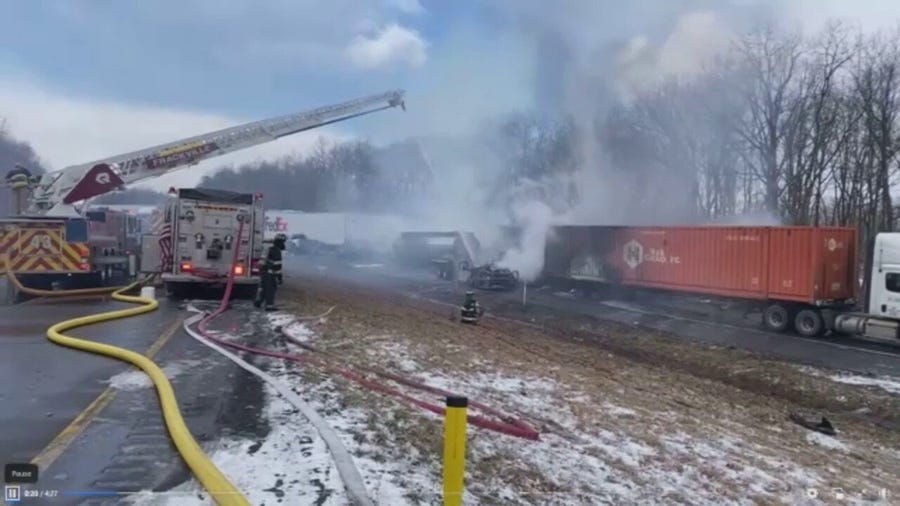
[141,188,265,298]
[2,90,406,292]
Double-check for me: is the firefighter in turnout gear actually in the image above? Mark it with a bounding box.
[460,291,482,324]
[255,233,286,310]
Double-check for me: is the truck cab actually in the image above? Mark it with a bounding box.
[867,233,900,319]
[834,232,900,341]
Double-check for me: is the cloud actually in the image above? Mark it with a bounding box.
[387,0,425,15]
[783,0,900,33]
[0,78,348,191]
[345,24,428,69]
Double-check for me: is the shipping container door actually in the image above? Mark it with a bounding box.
[767,228,815,303]
[816,228,857,303]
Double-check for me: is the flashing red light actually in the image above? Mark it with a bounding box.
[234,264,245,276]
[180,261,193,272]
[79,263,90,271]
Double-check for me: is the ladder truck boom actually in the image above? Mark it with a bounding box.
[27,90,406,216]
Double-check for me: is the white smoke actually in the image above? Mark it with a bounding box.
[495,199,554,281]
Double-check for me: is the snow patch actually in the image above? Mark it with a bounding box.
[127,383,350,505]
[107,360,201,391]
[604,403,638,417]
[265,313,314,343]
[806,431,849,452]
[284,322,314,343]
[265,312,295,327]
[351,263,384,269]
[828,374,900,395]
[796,365,900,396]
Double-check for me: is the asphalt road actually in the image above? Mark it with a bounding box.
[33,303,269,506]
[283,253,900,378]
[0,299,180,466]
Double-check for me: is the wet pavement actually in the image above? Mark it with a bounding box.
[0,299,180,466]
[0,297,271,505]
[33,305,271,506]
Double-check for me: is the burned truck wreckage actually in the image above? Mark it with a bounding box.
[462,263,519,291]
[391,230,520,292]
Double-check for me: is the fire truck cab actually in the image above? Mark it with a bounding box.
[141,188,264,299]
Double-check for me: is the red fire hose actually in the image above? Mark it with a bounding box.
[190,220,540,441]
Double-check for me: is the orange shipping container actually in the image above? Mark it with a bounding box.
[544,226,858,306]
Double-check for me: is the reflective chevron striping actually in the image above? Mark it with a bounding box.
[0,223,89,274]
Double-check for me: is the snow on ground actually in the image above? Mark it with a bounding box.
[266,312,314,342]
[828,374,900,395]
[396,364,823,504]
[248,329,832,505]
[127,381,350,506]
[796,365,900,396]
[265,312,295,328]
[107,360,202,391]
[265,359,441,505]
[352,263,384,269]
[805,431,849,452]
[121,305,895,505]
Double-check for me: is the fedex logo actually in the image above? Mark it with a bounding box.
[265,216,288,233]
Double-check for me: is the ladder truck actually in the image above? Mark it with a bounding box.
[2,90,406,294]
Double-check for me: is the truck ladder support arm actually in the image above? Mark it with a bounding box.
[28,90,406,215]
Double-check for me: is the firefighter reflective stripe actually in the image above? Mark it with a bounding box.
[0,225,87,273]
[259,246,282,273]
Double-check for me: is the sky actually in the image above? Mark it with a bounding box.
[1,0,898,190]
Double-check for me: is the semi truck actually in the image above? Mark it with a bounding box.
[141,188,264,299]
[541,225,900,342]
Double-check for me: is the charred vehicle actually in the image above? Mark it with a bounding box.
[462,262,519,291]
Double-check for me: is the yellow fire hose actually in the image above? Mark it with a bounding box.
[45,279,248,505]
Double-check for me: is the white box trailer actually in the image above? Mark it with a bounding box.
[264,210,411,253]
[141,188,264,299]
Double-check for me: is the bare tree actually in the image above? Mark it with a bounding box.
[781,22,856,225]
[852,28,900,234]
[735,27,805,217]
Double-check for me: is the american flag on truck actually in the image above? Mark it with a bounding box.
[151,208,173,271]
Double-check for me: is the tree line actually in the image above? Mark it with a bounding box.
[602,23,900,244]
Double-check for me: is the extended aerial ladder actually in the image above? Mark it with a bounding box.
[13,90,406,216]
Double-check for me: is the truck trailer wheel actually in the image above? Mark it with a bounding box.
[794,308,825,337]
[763,303,791,332]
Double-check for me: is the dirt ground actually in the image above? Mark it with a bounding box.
[270,277,900,505]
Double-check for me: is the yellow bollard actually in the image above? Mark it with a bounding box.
[442,395,468,506]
